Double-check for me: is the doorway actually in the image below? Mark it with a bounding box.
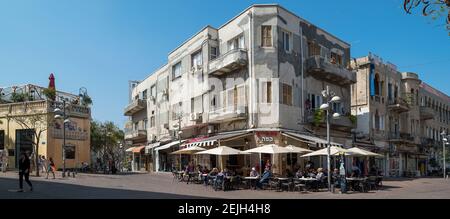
[15,129,34,167]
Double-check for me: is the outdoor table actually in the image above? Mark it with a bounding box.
[277,177,292,191]
[244,176,260,190]
[346,177,368,192]
[297,177,318,192]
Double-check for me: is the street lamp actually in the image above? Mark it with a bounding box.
[440,131,449,179]
[54,97,70,178]
[320,85,341,192]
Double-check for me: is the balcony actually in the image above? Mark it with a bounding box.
[1,100,90,118]
[208,105,248,123]
[124,99,147,116]
[305,56,356,86]
[388,132,414,143]
[51,128,88,141]
[420,106,434,120]
[208,49,248,76]
[304,111,355,130]
[124,129,147,141]
[387,97,410,113]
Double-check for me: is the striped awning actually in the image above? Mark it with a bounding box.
[183,131,251,148]
[283,132,343,148]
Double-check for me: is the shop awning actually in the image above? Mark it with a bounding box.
[125,147,134,152]
[145,142,161,154]
[132,146,145,153]
[182,131,251,148]
[155,140,186,151]
[282,132,343,148]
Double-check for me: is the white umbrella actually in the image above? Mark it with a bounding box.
[301,146,353,157]
[285,145,313,154]
[348,147,384,157]
[243,144,291,154]
[171,146,206,155]
[196,146,249,155]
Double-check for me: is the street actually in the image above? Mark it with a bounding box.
[1,171,450,199]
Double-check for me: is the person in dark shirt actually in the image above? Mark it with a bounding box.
[18,152,33,192]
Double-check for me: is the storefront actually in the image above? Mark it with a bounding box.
[125,146,145,172]
[154,141,184,172]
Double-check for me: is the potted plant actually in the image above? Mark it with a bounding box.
[42,88,56,101]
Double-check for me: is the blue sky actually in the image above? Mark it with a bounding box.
[1,0,449,127]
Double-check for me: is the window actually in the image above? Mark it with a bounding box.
[142,89,148,100]
[282,31,290,51]
[64,145,75,159]
[144,119,148,130]
[261,26,272,47]
[227,35,244,52]
[282,84,293,106]
[150,85,156,98]
[330,52,343,66]
[308,41,320,56]
[262,81,272,103]
[172,62,182,79]
[150,111,155,128]
[210,46,218,60]
[191,50,202,67]
[0,130,4,150]
[237,85,246,106]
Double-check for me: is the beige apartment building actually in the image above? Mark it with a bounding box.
[0,84,91,170]
[351,53,450,177]
[124,4,357,174]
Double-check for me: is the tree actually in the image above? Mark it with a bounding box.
[403,0,450,35]
[90,121,124,173]
[11,112,53,177]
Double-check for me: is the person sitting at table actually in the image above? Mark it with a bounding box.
[316,168,325,181]
[307,169,316,178]
[205,167,219,185]
[351,164,361,178]
[250,167,259,177]
[256,167,273,189]
[286,169,294,178]
[295,169,304,178]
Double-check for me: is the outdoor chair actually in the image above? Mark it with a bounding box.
[279,178,294,191]
[293,180,306,193]
[268,178,280,191]
[367,176,378,190]
[214,175,225,191]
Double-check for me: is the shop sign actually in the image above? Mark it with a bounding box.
[256,131,278,144]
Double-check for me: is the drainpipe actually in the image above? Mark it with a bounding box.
[300,22,305,124]
[247,10,254,129]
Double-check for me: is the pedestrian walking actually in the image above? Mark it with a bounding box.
[18,152,33,192]
[46,157,56,179]
[2,149,8,172]
[41,156,48,173]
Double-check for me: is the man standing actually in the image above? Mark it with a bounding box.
[18,152,33,192]
[2,149,8,172]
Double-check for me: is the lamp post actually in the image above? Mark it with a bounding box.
[54,97,70,178]
[320,85,341,192]
[177,107,183,171]
[441,131,449,179]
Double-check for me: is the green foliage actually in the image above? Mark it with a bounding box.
[42,88,56,100]
[313,109,324,127]
[10,92,27,102]
[349,114,357,125]
[91,120,124,154]
[81,94,93,106]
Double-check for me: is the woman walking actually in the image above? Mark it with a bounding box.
[18,152,33,192]
[46,157,56,179]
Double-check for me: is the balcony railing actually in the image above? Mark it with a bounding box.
[305,55,356,85]
[51,128,88,141]
[208,105,248,123]
[208,49,248,75]
[304,110,355,129]
[0,100,91,118]
[124,99,147,116]
[388,132,414,142]
[387,95,411,113]
[124,129,147,141]
[420,106,434,120]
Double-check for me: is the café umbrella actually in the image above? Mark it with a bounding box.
[171,146,206,170]
[244,144,291,174]
[196,146,249,170]
[301,146,354,157]
[285,145,313,170]
[347,147,384,158]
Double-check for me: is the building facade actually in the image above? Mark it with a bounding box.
[351,53,450,177]
[0,84,91,170]
[124,4,357,175]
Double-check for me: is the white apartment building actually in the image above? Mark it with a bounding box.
[124,4,357,174]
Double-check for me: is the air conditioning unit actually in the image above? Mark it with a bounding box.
[208,125,215,134]
[190,113,202,121]
[236,106,247,115]
[163,123,169,129]
[149,96,156,102]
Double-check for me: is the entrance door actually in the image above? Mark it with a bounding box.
[15,129,34,167]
